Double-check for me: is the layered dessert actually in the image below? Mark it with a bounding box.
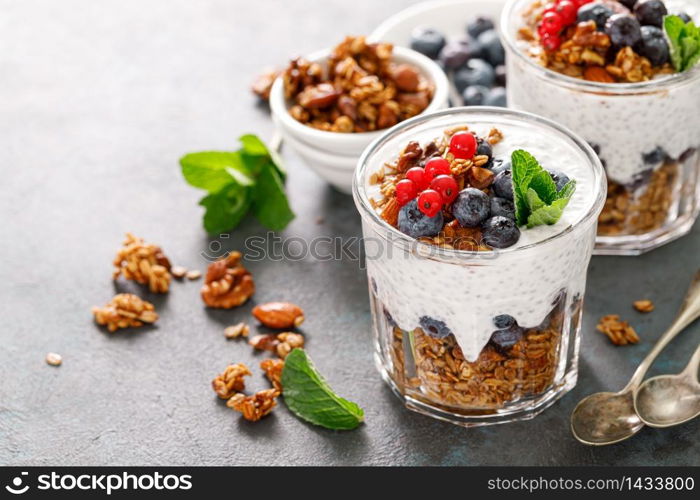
[502,0,700,253]
[353,109,606,425]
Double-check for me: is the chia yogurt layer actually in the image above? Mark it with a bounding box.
[353,108,606,423]
[502,0,700,252]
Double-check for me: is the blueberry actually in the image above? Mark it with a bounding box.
[482,216,521,248]
[605,14,642,47]
[642,146,669,165]
[577,3,614,30]
[410,27,447,60]
[492,169,513,200]
[397,199,444,238]
[467,16,495,38]
[483,86,507,107]
[419,316,452,339]
[495,64,507,86]
[548,170,571,191]
[439,39,480,69]
[637,25,669,66]
[477,29,505,66]
[462,84,489,105]
[491,159,511,175]
[453,188,490,227]
[677,12,692,23]
[489,325,524,351]
[619,0,638,9]
[490,196,515,220]
[634,0,667,28]
[493,314,516,329]
[454,59,495,92]
[476,137,493,158]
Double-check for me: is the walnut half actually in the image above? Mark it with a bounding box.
[201,252,255,309]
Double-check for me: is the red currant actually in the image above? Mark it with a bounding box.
[449,132,477,160]
[542,2,557,16]
[417,189,443,217]
[555,0,577,26]
[430,175,459,204]
[540,12,564,35]
[405,167,430,191]
[395,179,418,206]
[541,33,562,52]
[424,157,451,180]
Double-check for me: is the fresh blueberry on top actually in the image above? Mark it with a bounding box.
[577,3,614,30]
[493,314,516,329]
[453,188,491,227]
[637,25,669,66]
[492,169,513,200]
[489,324,524,351]
[482,216,521,248]
[605,14,642,47]
[677,12,692,23]
[397,199,444,238]
[462,85,489,105]
[483,86,507,107]
[467,16,495,38]
[548,170,571,191]
[410,27,447,60]
[491,159,511,175]
[634,0,667,28]
[477,29,505,66]
[439,39,480,69]
[454,58,495,92]
[495,64,507,86]
[476,137,493,159]
[642,146,669,165]
[490,196,515,220]
[419,316,452,339]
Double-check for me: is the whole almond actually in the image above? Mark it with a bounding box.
[297,83,341,109]
[252,302,305,329]
[391,64,420,92]
[583,66,616,83]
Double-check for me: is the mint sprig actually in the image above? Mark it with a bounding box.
[664,15,700,72]
[281,348,364,430]
[180,135,294,234]
[511,149,576,228]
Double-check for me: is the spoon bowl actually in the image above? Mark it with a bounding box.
[571,392,643,445]
[635,375,700,428]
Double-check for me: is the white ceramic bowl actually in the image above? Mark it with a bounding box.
[270,45,449,193]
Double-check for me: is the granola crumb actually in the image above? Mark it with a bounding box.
[46,352,62,366]
[224,322,250,339]
[212,363,252,399]
[633,300,655,313]
[92,293,158,332]
[260,358,285,392]
[171,266,187,279]
[185,269,201,280]
[596,314,640,346]
[113,233,171,293]
[226,388,279,421]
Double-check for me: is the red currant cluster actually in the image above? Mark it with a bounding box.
[394,132,477,218]
[538,0,592,51]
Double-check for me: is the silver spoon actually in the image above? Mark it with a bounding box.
[634,342,700,428]
[571,271,700,446]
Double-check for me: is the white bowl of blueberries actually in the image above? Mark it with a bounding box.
[371,0,508,106]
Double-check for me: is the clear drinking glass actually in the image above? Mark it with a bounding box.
[353,108,606,427]
[501,0,700,255]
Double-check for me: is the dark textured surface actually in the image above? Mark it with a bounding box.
[0,0,698,466]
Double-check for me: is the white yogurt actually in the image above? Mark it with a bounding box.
[355,110,605,362]
[504,0,700,186]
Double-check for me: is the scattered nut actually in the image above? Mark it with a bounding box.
[46,352,62,366]
[224,322,250,339]
[92,293,158,332]
[226,389,279,422]
[212,363,252,399]
[251,68,280,101]
[249,334,279,352]
[633,300,655,313]
[260,358,285,392]
[276,332,305,359]
[201,252,255,309]
[113,233,171,293]
[171,266,187,279]
[185,269,201,280]
[252,302,304,329]
[596,314,640,346]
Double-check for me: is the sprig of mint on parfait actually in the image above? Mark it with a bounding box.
[664,15,700,72]
[180,135,294,234]
[511,149,576,228]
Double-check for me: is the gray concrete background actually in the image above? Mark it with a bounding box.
[0,0,698,466]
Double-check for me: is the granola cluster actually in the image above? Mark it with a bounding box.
[113,233,172,293]
[212,363,252,399]
[596,314,640,345]
[227,389,280,422]
[283,36,434,133]
[200,252,255,309]
[92,293,158,332]
[370,126,503,251]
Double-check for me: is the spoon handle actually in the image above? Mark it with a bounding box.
[682,343,700,379]
[625,271,700,391]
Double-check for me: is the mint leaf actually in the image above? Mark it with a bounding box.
[239,134,269,156]
[199,185,251,234]
[511,149,541,225]
[180,152,255,191]
[281,349,364,430]
[664,15,700,72]
[528,170,558,204]
[252,162,295,230]
[526,188,546,212]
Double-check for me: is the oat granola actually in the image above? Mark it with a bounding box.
[633,299,655,312]
[112,233,171,293]
[226,389,280,422]
[92,293,158,332]
[212,363,252,399]
[260,358,285,392]
[596,314,640,345]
